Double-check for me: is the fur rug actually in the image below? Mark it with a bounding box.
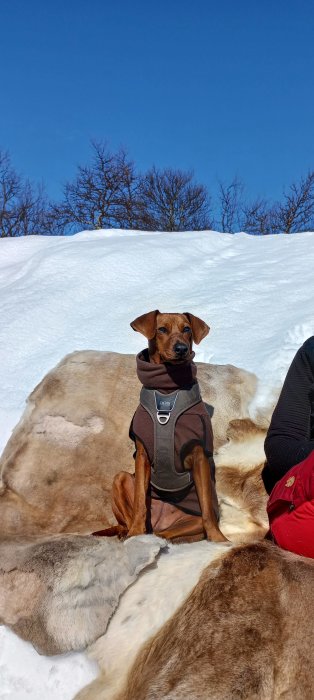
[0,351,290,700]
[0,350,270,539]
[0,534,165,655]
[78,541,314,700]
[76,540,231,700]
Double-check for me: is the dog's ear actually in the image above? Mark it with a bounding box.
[130,310,160,339]
[183,313,210,344]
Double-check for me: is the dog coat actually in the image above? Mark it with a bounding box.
[130,350,218,517]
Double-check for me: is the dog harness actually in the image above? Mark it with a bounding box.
[130,350,215,501]
[139,383,202,491]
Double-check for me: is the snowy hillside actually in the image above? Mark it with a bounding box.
[0,227,314,699]
[1,228,314,453]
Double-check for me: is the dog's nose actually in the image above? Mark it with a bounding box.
[174,342,189,357]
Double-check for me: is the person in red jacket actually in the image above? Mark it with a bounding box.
[262,337,314,558]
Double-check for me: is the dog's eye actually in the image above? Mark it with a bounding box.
[183,326,191,333]
[158,327,168,333]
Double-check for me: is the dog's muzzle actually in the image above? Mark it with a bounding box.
[173,342,189,358]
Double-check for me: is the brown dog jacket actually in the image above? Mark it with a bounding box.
[130,350,219,517]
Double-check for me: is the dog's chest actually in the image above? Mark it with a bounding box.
[130,398,213,480]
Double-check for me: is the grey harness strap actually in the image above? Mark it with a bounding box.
[140,383,202,492]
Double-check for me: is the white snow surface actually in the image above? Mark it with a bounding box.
[0,627,98,700]
[0,227,313,698]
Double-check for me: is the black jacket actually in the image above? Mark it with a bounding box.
[262,336,314,494]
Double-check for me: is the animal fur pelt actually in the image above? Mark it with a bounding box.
[0,350,270,539]
[0,533,165,655]
[0,351,310,700]
[79,541,314,700]
[76,540,231,700]
[0,350,271,690]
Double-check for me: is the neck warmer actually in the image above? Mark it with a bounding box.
[136,349,197,392]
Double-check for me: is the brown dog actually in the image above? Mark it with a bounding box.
[95,311,226,543]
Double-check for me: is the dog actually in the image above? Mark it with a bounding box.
[95,311,227,543]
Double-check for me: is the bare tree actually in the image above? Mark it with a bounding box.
[274,171,314,233]
[241,199,275,235]
[0,150,49,237]
[3,141,314,238]
[0,150,20,237]
[240,172,314,235]
[218,177,245,232]
[216,178,276,235]
[137,167,213,232]
[51,141,139,234]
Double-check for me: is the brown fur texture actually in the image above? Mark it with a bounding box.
[108,541,314,700]
[0,533,165,654]
[2,352,307,700]
[0,350,269,539]
[216,420,268,542]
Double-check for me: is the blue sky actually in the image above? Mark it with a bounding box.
[1,0,314,207]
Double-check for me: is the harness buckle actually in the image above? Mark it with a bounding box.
[154,390,178,426]
[156,411,171,425]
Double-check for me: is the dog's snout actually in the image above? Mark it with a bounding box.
[174,342,189,357]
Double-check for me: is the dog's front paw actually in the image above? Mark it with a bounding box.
[204,523,229,542]
[210,530,229,543]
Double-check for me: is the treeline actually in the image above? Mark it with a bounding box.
[1,142,314,237]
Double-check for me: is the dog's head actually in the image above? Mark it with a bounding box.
[130,310,210,363]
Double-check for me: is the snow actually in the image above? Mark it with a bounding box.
[0,227,313,698]
[0,627,98,700]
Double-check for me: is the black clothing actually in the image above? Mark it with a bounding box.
[262,337,314,494]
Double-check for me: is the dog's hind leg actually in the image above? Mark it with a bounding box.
[92,471,134,537]
[154,511,205,542]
